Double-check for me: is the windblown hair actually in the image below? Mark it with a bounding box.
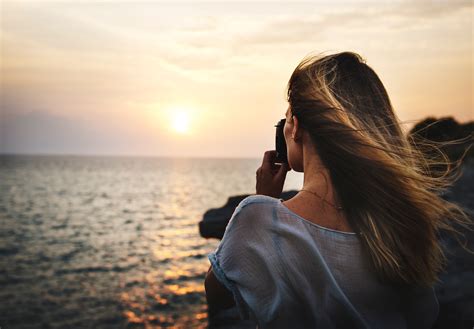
[287,51,472,286]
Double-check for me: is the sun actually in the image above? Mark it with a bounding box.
[171,110,191,134]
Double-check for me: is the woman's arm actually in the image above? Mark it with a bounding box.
[204,265,236,317]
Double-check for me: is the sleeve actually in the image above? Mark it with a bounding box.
[207,196,284,323]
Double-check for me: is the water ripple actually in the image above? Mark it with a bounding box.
[0,155,304,328]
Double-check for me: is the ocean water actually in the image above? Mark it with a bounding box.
[0,155,303,328]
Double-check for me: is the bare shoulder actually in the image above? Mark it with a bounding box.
[240,194,281,207]
[235,194,281,214]
[229,194,280,227]
[281,197,354,233]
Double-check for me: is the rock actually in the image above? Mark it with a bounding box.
[409,116,473,162]
[433,164,474,329]
[199,190,298,239]
[406,117,474,328]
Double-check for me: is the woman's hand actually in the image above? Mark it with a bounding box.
[256,150,291,198]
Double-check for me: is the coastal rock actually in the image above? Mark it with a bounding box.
[409,116,473,162]
[433,164,474,329]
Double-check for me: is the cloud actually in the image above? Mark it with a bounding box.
[1,3,128,54]
[234,1,472,47]
[5,1,468,74]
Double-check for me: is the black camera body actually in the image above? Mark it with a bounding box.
[275,119,288,164]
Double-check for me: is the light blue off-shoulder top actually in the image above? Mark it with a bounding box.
[208,195,439,329]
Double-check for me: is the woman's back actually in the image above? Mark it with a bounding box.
[208,195,439,328]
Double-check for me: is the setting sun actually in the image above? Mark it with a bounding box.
[171,110,191,134]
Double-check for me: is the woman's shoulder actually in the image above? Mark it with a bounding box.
[233,194,281,216]
[228,194,280,228]
[238,194,282,209]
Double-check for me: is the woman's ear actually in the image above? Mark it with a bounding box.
[292,115,301,141]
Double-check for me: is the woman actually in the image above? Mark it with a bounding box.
[204,51,469,328]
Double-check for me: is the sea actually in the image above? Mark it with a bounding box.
[0,155,304,329]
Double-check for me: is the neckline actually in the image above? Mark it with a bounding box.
[277,198,358,236]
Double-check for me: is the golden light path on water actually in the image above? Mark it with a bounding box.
[0,156,304,328]
[117,207,216,328]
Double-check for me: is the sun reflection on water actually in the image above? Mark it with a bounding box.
[1,157,305,327]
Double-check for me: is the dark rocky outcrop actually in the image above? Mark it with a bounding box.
[409,116,473,162]
[433,165,474,329]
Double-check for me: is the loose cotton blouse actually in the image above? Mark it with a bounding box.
[208,195,439,329]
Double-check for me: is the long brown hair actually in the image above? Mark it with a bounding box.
[287,51,471,286]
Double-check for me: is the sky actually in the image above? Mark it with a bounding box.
[1,0,472,158]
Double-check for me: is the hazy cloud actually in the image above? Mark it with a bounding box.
[0,111,153,155]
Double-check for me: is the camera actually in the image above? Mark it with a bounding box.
[275,119,288,164]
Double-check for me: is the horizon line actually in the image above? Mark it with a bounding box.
[0,152,262,160]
